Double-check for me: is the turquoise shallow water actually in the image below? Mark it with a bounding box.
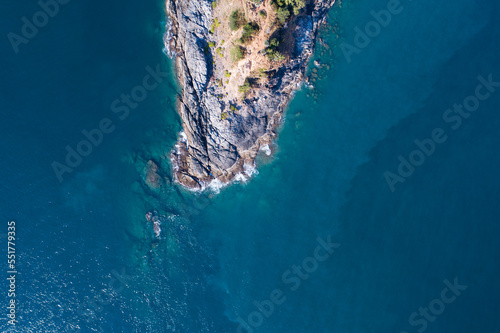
[1,0,500,332]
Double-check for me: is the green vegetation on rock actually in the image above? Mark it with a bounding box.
[238,78,252,95]
[231,45,245,62]
[266,38,285,62]
[286,0,306,15]
[216,47,224,58]
[229,10,247,31]
[276,7,290,23]
[210,18,221,34]
[272,0,306,23]
[238,22,260,44]
[257,67,267,78]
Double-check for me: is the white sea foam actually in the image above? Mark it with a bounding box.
[243,162,257,177]
[234,173,248,183]
[153,221,161,238]
[179,131,187,143]
[206,178,225,194]
[171,133,259,192]
[178,130,188,147]
[205,163,257,193]
[162,20,176,58]
[234,162,258,184]
[260,144,272,156]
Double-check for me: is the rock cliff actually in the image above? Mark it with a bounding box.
[165,0,335,189]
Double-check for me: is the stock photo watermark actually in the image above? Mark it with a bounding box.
[385,74,499,192]
[51,64,169,182]
[7,0,72,54]
[236,235,340,333]
[400,277,467,333]
[340,0,405,63]
[5,221,17,327]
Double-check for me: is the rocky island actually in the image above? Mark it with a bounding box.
[165,0,335,189]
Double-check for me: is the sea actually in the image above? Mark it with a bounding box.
[1,0,499,332]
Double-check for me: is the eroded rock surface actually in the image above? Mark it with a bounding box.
[166,0,335,189]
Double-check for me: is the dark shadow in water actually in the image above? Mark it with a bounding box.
[319,10,500,332]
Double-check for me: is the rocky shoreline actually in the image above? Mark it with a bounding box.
[165,0,335,190]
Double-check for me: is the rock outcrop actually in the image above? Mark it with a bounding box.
[166,0,335,189]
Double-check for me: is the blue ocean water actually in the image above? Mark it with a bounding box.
[1,0,499,332]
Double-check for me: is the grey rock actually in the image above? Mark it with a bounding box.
[166,0,336,190]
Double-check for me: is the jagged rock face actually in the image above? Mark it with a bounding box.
[166,0,335,189]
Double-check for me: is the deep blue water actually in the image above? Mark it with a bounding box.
[1,0,499,332]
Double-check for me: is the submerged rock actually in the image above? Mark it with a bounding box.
[143,160,165,190]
